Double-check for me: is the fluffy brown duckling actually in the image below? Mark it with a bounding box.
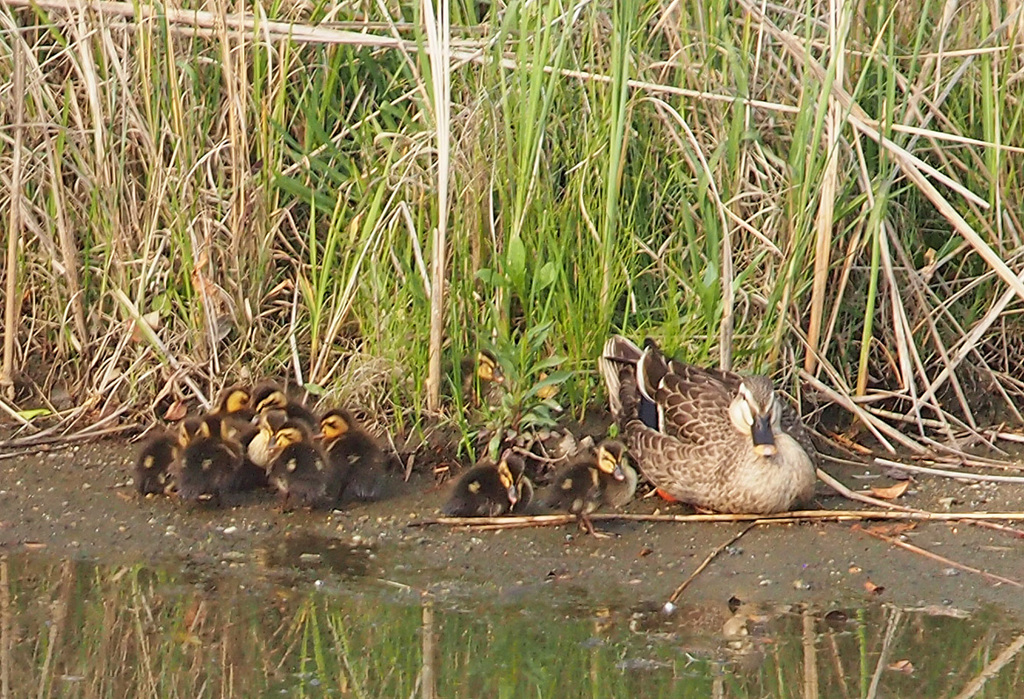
[174,415,243,506]
[212,384,256,422]
[134,429,178,496]
[246,408,288,471]
[319,408,388,503]
[542,439,637,537]
[461,349,505,407]
[252,382,317,429]
[266,419,332,510]
[442,452,533,517]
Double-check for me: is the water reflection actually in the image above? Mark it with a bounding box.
[0,551,1022,698]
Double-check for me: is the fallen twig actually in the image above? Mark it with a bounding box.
[875,457,1024,484]
[819,466,1024,538]
[667,523,758,604]
[0,423,136,451]
[816,467,914,511]
[854,524,1023,588]
[409,508,1024,528]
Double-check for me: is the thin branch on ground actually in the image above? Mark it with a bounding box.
[667,523,758,604]
[854,524,1023,588]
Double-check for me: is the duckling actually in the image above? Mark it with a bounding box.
[252,382,318,429]
[461,349,505,407]
[212,384,255,422]
[175,415,242,506]
[247,409,288,471]
[319,408,388,503]
[266,419,331,510]
[543,439,637,537]
[134,429,178,496]
[441,452,532,517]
[210,382,261,447]
[203,393,266,492]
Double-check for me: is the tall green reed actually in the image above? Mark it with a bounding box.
[0,0,1021,443]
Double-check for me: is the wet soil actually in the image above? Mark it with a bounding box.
[1,439,1023,618]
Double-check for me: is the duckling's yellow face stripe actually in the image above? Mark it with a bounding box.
[320,415,349,439]
[497,459,518,505]
[476,352,504,384]
[273,427,303,449]
[257,391,288,413]
[220,421,238,441]
[596,447,618,475]
[178,423,194,446]
[497,461,514,490]
[225,390,250,414]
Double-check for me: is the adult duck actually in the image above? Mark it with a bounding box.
[599,336,815,514]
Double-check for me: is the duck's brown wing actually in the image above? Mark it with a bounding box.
[650,340,817,462]
[623,418,742,510]
[650,370,735,445]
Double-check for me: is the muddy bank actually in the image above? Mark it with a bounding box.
[1,439,1023,617]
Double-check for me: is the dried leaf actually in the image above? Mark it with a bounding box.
[865,522,915,536]
[131,310,162,343]
[870,480,910,500]
[828,430,873,454]
[163,400,188,422]
[864,580,885,595]
[888,659,914,673]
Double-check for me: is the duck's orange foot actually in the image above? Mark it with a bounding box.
[655,488,680,503]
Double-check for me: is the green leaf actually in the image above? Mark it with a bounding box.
[524,319,554,350]
[507,235,526,289]
[533,355,567,372]
[535,261,558,291]
[524,369,572,400]
[475,268,507,288]
[16,408,51,421]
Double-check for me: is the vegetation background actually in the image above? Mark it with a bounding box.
[0,0,1022,455]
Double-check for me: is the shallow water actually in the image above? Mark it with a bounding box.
[3,548,1023,698]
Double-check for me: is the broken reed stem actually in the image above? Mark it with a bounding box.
[409,509,1024,528]
[951,633,1024,699]
[1,35,24,400]
[1,555,8,699]
[820,465,1024,537]
[815,467,912,511]
[423,0,451,412]
[874,457,1024,484]
[867,607,903,699]
[667,523,758,604]
[854,524,1024,588]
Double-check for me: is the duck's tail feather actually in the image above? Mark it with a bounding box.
[600,336,636,419]
[637,338,671,403]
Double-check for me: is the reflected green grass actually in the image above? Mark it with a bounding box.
[2,552,1023,698]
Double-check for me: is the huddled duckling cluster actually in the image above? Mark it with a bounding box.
[135,335,818,527]
[134,382,389,510]
[441,439,639,536]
